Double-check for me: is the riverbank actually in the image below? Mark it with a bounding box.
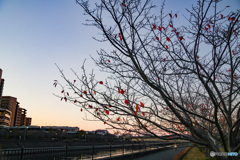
[0,139,180,149]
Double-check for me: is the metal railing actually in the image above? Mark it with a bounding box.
[0,142,186,160]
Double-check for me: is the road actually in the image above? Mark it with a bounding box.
[132,147,187,160]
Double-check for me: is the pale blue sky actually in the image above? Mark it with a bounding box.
[0,0,239,131]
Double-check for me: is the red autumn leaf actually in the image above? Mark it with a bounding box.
[176,32,179,35]
[104,122,106,125]
[221,14,223,19]
[135,111,138,116]
[169,14,172,18]
[232,50,235,55]
[162,27,165,30]
[175,14,177,18]
[67,92,69,96]
[74,99,77,103]
[140,102,144,108]
[166,45,168,49]
[99,81,103,84]
[197,56,199,59]
[115,34,117,38]
[108,60,110,63]
[80,108,83,112]
[109,105,111,108]
[142,112,145,116]
[84,90,87,94]
[125,99,129,105]
[80,94,83,97]
[207,24,210,28]
[89,105,93,108]
[61,90,64,93]
[74,80,76,83]
[230,17,235,23]
[117,117,120,121]
[234,75,238,80]
[106,110,109,115]
[179,36,184,40]
[163,58,166,61]
[228,69,231,72]
[158,26,162,31]
[136,104,139,111]
[166,37,170,41]
[156,36,159,40]
[171,28,176,32]
[121,3,126,7]
[119,36,122,41]
[153,24,156,29]
[120,89,125,95]
[169,24,173,27]
[205,27,208,30]
[95,108,98,111]
[94,91,96,95]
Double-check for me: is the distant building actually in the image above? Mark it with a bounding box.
[14,107,30,126]
[13,102,20,126]
[0,97,31,127]
[25,117,32,126]
[0,69,4,106]
[1,96,17,126]
[19,108,27,126]
[85,131,95,134]
[0,108,11,126]
[95,129,108,135]
[0,69,32,126]
[41,126,79,132]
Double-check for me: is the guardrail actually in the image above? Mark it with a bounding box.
[0,142,188,160]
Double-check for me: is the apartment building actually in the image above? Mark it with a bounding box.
[0,69,4,106]
[0,69,31,127]
[0,108,11,126]
[1,96,17,126]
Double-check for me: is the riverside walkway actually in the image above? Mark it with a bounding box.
[132,146,187,160]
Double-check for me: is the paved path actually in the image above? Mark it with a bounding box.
[132,147,186,160]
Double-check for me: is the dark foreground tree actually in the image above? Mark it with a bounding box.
[54,0,240,158]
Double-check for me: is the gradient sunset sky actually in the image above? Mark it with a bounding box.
[0,0,239,131]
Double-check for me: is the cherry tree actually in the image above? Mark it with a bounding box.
[54,0,240,158]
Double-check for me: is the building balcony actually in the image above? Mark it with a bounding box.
[0,119,10,126]
[0,114,11,119]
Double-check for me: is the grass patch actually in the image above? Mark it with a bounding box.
[173,147,191,160]
[182,147,216,160]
